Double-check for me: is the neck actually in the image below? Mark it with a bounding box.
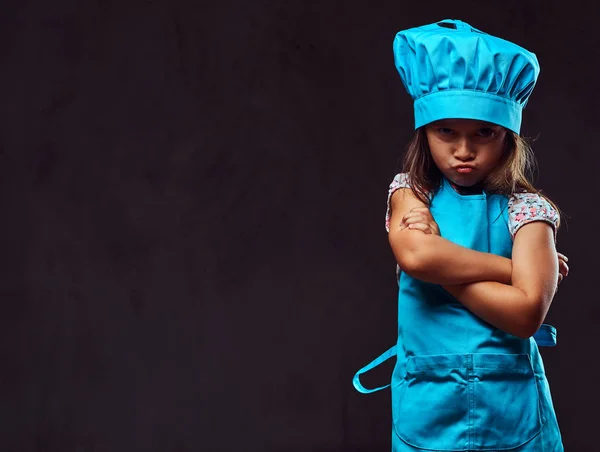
[448,180,483,195]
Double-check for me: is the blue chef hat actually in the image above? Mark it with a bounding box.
[393,19,540,133]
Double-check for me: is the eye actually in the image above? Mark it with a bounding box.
[438,127,454,135]
[476,128,496,138]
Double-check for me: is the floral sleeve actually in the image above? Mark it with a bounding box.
[508,192,560,242]
[385,173,411,233]
[385,173,411,282]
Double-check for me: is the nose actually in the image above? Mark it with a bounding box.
[454,138,475,161]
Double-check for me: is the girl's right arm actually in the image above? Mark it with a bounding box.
[388,188,513,285]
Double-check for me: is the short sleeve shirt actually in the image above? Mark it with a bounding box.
[384,173,560,241]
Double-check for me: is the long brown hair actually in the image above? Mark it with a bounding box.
[400,127,562,230]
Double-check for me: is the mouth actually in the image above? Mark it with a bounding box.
[454,165,475,174]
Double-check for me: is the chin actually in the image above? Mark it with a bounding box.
[446,173,484,188]
[452,179,477,187]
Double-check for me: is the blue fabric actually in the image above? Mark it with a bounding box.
[393,19,540,133]
[534,323,557,347]
[353,346,397,393]
[354,177,564,451]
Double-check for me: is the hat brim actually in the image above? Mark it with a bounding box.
[414,90,522,134]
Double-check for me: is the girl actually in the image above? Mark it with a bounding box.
[353,19,569,452]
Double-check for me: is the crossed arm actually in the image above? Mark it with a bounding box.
[388,188,566,339]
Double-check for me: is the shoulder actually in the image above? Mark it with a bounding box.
[389,172,411,192]
[508,191,560,242]
[385,173,412,232]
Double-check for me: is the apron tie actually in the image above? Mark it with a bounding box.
[533,323,557,347]
[352,345,397,394]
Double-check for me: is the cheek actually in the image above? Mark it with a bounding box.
[495,143,507,162]
[484,141,506,165]
[427,142,448,162]
[428,149,445,167]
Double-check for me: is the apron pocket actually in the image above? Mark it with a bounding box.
[392,353,544,451]
[393,354,470,451]
[470,353,544,450]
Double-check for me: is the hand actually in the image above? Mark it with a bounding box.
[556,251,569,292]
[399,207,441,236]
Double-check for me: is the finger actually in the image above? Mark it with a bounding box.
[559,262,569,277]
[407,223,432,234]
[556,252,568,262]
[403,213,432,225]
[401,214,427,226]
[558,259,569,272]
[400,220,428,230]
[408,208,433,219]
[403,211,428,219]
[401,214,427,224]
[558,274,563,284]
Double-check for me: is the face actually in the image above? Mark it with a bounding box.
[424,119,507,187]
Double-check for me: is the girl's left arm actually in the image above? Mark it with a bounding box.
[443,221,558,339]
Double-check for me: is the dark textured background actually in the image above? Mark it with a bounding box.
[1,0,595,450]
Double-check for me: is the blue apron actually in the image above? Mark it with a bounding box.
[354,177,564,452]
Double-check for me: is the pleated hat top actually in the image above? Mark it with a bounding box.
[393,19,540,133]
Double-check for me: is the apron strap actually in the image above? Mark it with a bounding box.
[352,345,397,394]
[353,324,555,394]
[533,323,557,347]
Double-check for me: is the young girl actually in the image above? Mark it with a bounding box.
[353,19,569,451]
